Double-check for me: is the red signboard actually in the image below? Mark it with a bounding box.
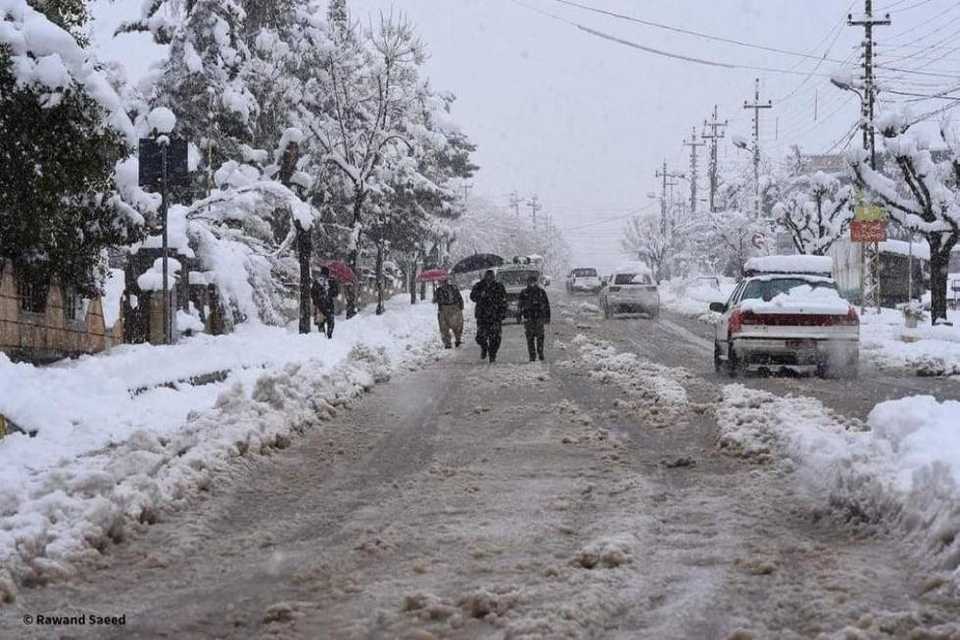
[851,220,887,242]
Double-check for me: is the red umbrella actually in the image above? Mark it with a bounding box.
[319,260,357,283]
[417,268,449,283]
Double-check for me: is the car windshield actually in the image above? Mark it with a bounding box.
[614,273,652,285]
[573,269,597,277]
[740,278,837,302]
[498,270,539,286]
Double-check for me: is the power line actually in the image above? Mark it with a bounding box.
[510,0,849,77]
[549,0,855,65]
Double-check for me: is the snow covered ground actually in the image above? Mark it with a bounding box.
[0,295,448,598]
[861,308,960,376]
[659,276,736,323]
[716,384,960,594]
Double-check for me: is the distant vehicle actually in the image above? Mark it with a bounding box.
[711,256,859,378]
[566,267,601,294]
[600,263,660,319]
[497,256,544,323]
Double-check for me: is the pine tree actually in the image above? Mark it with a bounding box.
[0,2,135,296]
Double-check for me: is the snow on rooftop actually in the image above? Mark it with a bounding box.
[744,255,834,276]
[879,239,930,261]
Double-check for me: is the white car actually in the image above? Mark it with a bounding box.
[566,267,602,294]
[600,267,660,318]
[711,273,859,378]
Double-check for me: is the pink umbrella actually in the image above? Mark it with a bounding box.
[319,260,357,283]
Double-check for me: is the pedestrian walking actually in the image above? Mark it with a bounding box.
[469,269,507,363]
[311,266,340,339]
[518,275,551,362]
[433,276,464,349]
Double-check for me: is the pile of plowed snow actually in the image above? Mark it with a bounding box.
[717,384,960,594]
[568,335,691,405]
[0,296,444,600]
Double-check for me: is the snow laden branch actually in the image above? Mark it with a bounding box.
[849,110,960,322]
[773,171,853,256]
[621,210,704,281]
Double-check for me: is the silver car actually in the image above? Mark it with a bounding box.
[600,269,660,318]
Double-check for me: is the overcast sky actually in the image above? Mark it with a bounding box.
[89,0,957,272]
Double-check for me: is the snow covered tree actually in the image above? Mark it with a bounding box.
[850,113,960,324]
[0,0,139,296]
[291,9,430,316]
[31,0,87,35]
[621,208,700,282]
[773,171,853,256]
[151,0,257,188]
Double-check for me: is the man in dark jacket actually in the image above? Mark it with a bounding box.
[311,266,341,339]
[469,270,508,363]
[433,276,464,349]
[518,275,551,362]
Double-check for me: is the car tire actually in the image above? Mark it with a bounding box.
[725,343,740,378]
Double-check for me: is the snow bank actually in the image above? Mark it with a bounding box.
[0,295,444,597]
[716,384,960,593]
[567,335,690,406]
[659,276,736,322]
[860,308,960,376]
[744,255,833,276]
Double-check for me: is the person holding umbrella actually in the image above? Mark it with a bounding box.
[311,266,340,339]
[470,270,508,363]
[432,275,464,349]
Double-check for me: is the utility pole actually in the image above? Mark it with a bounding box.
[849,0,890,314]
[743,78,772,218]
[509,191,522,216]
[701,105,727,213]
[683,127,705,215]
[655,160,685,236]
[527,195,543,230]
[849,0,889,171]
[461,183,473,202]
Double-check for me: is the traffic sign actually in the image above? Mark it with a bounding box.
[854,204,887,223]
[138,138,189,191]
[851,220,887,242]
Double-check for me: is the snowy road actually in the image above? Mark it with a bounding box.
[8,291,960,639]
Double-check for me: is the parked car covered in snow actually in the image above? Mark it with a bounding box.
[566,267,602,294]
[711,256,859,378]
[600,263,660,318]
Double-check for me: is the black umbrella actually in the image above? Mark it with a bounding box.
[450,253,504,275]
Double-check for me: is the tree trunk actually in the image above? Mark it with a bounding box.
[928,234,953,324]
[375,240,385,315]
[346,195,364,319]
[296,221,312,334]
[409,266,417,305]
